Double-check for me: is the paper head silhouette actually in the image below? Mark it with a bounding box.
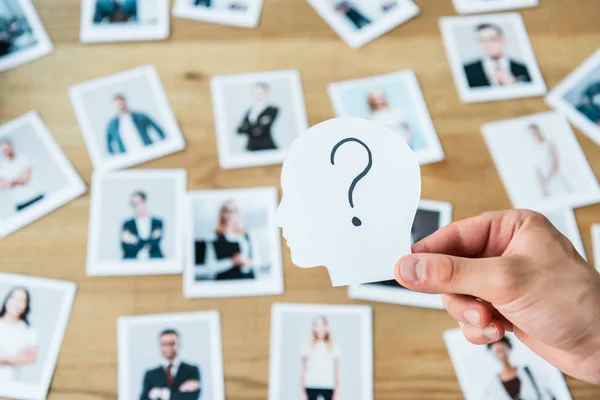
[276,117,421,286]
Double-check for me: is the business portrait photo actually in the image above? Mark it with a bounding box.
[118,311,225,400]
[452,0,539,14]
[348,199,452,309]
[80,0,170,43]
[483,111,600,211]
[0,273,76,400]
[69,65,186,171]
[184,186,284,298]
[307,0,419,49]
[0,112,86,238]
[172,0,264,28]
[0,0,52,71]
[210,70,308,169]
[540,208,587,261]
[86,169,186,276]
[269,303,373,400]
[440,13,546,103]
[328,70,445,165]
[444,329,573,400]
[546,49,600,147]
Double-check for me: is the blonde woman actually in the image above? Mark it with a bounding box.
[366,88,414,148]
[300,316,340,400]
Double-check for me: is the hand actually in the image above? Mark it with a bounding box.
[0,179,10,189]
[395,210,600,384]
[121,230,138,245]
[179,379,201,392]
[151,229,162,239]
[492,68,517,85]
[148,387,164,400]
[232,252,250,267]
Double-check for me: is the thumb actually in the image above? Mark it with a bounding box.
[394,253,515,302]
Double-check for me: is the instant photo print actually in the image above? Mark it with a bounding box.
[452,0,539,14]
[540,208,587,261]
[172,0,264,28]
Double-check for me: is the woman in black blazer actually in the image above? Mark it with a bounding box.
[237,82,280,151]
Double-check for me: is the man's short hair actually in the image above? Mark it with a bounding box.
[255,82,270,91]
[114,93,126,101]
[131,191,147,202]
[475,23,504,37]
[160,329,179,338]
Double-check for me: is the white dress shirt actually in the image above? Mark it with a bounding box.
[247,102,269,124]
[301,342,341,390]
[135,216,152,260]
[482,56,511,86]
[368,108,412,147]
[0,319,38,382]
[162,357,181,378]
[0,154,40,207]
[118,113,143,154]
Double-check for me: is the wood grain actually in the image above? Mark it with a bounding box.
[1,0,599,399]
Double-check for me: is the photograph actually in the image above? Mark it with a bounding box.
[482,111,600,211]
[539,208,587,261]
[0,273,76,400]
[269,303,373,400]
[348,199,451,309]
[307,0,419,49]
[86,169,186,276]
[118,311,225,400]
[79,0,170,43]
[444,329,573,400]
[452,0,539,14]
[172,0,264,29]
[0,0,52,71]
[593,224,600,272]
[546,49,600,147]
[69,64,186,171]
[184,186,284,298]
[328,70,445,165]
[440,12,546,103]
[210,70,308,169]
[0,111,86,238]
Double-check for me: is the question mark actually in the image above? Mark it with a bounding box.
[330,137,373,227]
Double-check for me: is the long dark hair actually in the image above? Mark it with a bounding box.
[0,287,31,326]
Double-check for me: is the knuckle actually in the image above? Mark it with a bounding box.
[494,259,518,292]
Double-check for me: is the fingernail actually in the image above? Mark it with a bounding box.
[483,325,499,340]
[399,257,423,283]
[464,309,481,327]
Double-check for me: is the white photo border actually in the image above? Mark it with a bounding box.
[172,0,264,29]
[307,0,419,49]
[452,0,539,15]
[86,168,187,276]
[80,0,170,43]
[348,199,452,309]
[546,49,600,147]
[69,64,186,172]
[439,12,546,103]
[538,207,587,261]
[210,70,308,170]
[592,224,600,272]
[0,111,86,238]
[0,0,53,72]
[183,186,284,298]
[0,273,76,400]
[268,303,373,400]
[328,70,445,165]
[117,311,225,400]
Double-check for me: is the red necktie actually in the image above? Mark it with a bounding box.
[165,364,173,387]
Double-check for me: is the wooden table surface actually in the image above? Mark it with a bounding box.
[1,0,600,399]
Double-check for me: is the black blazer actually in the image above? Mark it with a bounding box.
[237,106,279,151]
[121,217,164,259]
[140,362,201,400]
[463,59,532,88]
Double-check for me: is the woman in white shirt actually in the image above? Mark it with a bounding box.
[0,287,38,382]
[300,316,340,400]
[529,124,572,199]
[366,88,414,148]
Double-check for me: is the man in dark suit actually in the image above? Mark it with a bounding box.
[577,93,600,125]
[140,329,201,400]
[106,94,166,156]
[94,0,138,23]
[121,191,164,260]
[463,23,532,88]
[237,82,280,151]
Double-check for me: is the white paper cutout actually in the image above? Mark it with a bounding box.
[276,117,421,286]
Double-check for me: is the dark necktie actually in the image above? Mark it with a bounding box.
[165,364,173,387]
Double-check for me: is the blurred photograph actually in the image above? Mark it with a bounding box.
[184,187,284,298]
[269,303,373,400]
[80,0,170,43]
[444,329,573,400]
[0,112,86,238]
[546,49,600,147]
[69,65,186,171]
[483,111,600,210]
[0,0,52,71]
[211,70,307,169]
[0,273,76,400]
[86,169,186,276]
[452,0,538,14]
[172,0,264,28]
[118,311,225,400]
[348,199,452,309]
[539,208,587,261]
[328,70,445,165]
[440,13,546,103]
[307,0,419,49]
